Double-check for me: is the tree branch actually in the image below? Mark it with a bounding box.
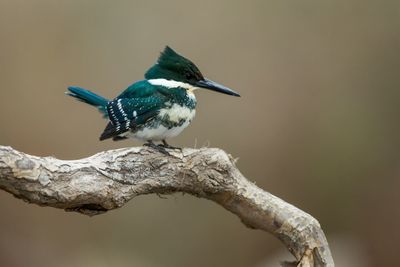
[0,145,333,266]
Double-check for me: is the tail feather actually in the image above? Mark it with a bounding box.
[66,86,109,116]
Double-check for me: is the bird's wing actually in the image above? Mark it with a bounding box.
[99,97,163,141]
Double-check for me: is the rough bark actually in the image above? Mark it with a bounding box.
[0,145,334,266]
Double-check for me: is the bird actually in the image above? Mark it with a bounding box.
[66,46,240,153]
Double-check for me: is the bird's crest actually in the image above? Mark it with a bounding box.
[145,46,204,83]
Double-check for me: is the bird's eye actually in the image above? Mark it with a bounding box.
[185,72,194,80]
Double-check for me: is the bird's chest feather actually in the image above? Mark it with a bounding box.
[158,103,196,126]
[132,104,196,141]
[156,90,196,129]
[126,89,197,141]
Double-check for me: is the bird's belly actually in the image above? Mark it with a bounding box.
[131,120,191,141]
[128,105,196,141]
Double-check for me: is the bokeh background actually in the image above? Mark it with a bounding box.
[1,1,399,266]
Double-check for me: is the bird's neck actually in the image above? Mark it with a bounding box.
[167,88,196,110]
[148,79,197,110]
[148,78,194,90]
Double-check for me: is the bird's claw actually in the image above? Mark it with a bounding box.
[160,140,182,151]
[144,141,171,155]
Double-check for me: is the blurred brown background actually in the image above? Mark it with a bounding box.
[0,0,399,266]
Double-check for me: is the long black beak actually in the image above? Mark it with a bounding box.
[195,78,240,97]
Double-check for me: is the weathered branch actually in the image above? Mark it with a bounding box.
[0,145,333,266]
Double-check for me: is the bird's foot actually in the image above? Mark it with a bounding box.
[144,141,170,155]
[160,140,182,151]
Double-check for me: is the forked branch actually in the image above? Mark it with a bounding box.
[0,145,334,266]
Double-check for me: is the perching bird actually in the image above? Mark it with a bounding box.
[66,46,240,153]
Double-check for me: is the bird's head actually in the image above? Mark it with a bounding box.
[145,46,240,97]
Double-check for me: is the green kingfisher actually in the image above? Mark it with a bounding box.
[67,46,240,153]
